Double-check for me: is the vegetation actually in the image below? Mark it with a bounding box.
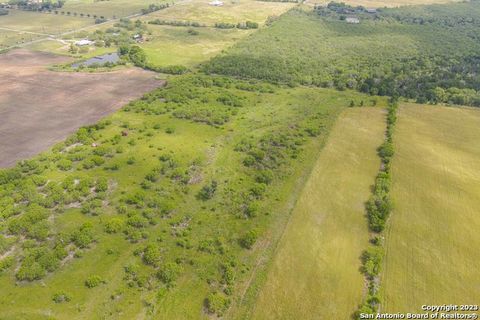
[205,2,480,107]
[0,73,371,318]
[382,104,480,311]
[251,107,387,319]
[354,99,398,318]
[2,0,479,318]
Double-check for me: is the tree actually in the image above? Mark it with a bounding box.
[240,230,258,249]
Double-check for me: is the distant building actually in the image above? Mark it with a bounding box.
[346,17,360,24]
[209,0,224,6]
[366,8,377,13]
[75,39,93,46]
[133,34,144,43]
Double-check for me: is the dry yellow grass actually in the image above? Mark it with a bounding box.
[251,107,386,320]
[382,103,480,311]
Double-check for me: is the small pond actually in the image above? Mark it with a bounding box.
[72,52,120,68]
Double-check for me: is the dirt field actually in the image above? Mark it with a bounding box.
[0,49,163,167]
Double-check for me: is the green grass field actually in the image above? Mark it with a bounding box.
[382,104,480,311]
[142,25,251,68]
[144,0,295,25]
[0,10,93,35]
[0,75,380,319]
[62,0,163,19]
[250,107,386,319]
[0,29,44,49]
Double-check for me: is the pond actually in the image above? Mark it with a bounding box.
[72,52,120,68]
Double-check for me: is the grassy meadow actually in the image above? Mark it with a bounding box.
[382,104,480,311]
[143,0,295,25]
[61,0,165,19]
[249,107,386,320]
[0,74,379,319]
[0,29,44,49]
[142,25,251,68]
[0,10,93,35]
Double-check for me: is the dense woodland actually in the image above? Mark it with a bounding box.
[204,1,480,107]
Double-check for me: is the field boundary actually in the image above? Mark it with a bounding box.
[354,99,398,318]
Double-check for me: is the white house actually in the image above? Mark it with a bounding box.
[209,0,224,6]
[75,39,93,46]
[346,17,360,24]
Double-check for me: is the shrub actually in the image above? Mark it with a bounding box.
[52,291,71,303]
[197,181,217,201]
[104,218,124,233]
[85,275,105,288]
[157,262,180,287]
[0,256,14,273]
[205,291,230,316]
[240,230,258,249]
[95,177,108,192]
[142,243,160,266]
[71,223,95,248]
[361,246,384,279]
[57,159,73,171]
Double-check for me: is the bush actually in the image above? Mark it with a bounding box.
[157,262,180,287]
[197,181,217,201]
[85,275,105,288]
[57,159,73,171]
[361,246,384,279]
[95,177,108,192]
[104,218,124,233]
[378,142,394,162]
[240,230,258,249]
[0,256,14,273]
[52,291,71,303]
[205,291,230,316]
[71,223,95,248]
[142,243,160,266]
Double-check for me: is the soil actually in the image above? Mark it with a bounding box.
[0,49,164,167]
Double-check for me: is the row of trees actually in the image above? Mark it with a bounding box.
[355,99,398,318]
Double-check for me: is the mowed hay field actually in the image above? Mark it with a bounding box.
[383,104,480,311]
[251,107,385,320]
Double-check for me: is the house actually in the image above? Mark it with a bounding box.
[209,0,224,6]
[75,39,93,46]
[366,8,377,13]
[133,34,143,42]
[346,17,360,24]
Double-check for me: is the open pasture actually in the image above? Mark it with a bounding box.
[62,0,162,19]
[250,107,386,319]
[142,25,251,67]
[382,104,480,311]
[0,29,44,50]
[0,10,93,35]
[144,0,295,25]
[0,49,162,168]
